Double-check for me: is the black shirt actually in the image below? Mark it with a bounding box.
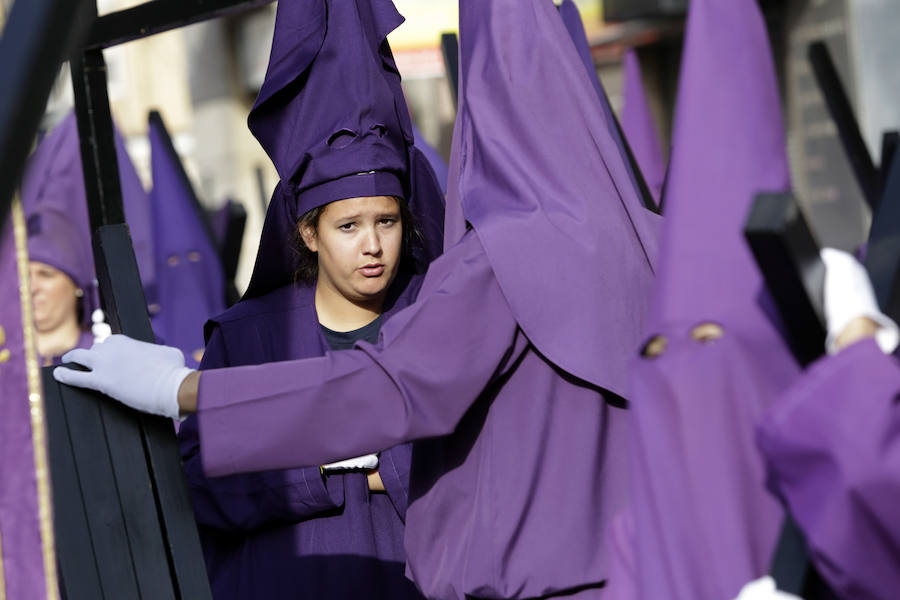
[320,315,384,351]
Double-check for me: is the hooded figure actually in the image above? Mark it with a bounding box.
[176,1,441,598]
[56,0,657,596]
[621,49,666,204]
[22,112,157,347]
[611,0,801,598]
[148,111,225,368]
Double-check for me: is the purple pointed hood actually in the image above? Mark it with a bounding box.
[243,0,444,299]
[649,0,791,341]
[622,49,666,203]
[22,113,98,328]
[149,112,225,368]
[22,112,157,324]
[449,0,659,395]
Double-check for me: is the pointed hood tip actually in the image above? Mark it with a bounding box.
[649,0,791,335]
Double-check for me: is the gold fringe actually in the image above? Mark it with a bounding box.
[12,197,60,600]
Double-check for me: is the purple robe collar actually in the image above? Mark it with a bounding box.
[648,0,792,344]
[447,0,659,395]
[244,0,443,299]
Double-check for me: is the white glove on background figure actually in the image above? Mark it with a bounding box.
[91,309,112,344]
[820,247,900,355]
[733,577,802,600]
[321,454,380,473]
[53,334,194,419]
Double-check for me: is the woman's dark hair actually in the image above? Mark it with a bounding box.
[291,196,424,285]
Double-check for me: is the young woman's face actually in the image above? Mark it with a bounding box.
[29,261,80,333]
[302,195,403,306]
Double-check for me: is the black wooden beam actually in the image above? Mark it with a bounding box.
[87,0,275,50]
[69,42,213,600]
[744,192,826,367]
[879,131,899,199]
[864,141,900,322]
[745,192,833,597]
[441,32,460,108]
[808,41,879,210]
[0,0,93,232]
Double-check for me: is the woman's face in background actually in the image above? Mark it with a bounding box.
[30,261,80,333]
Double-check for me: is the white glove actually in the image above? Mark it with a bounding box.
[53,334,194,419]
[733,577,802,600]
[321,454,379,473]
[821,248,900,355]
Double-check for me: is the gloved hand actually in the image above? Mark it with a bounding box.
[821,247,900,354]
[322,454,379,473]
[733,577,801,600]
[53,334,194,419]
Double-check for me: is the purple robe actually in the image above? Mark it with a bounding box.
[194,0,655,597]
[757,339,900,600]
[621,50,666,203]
[149,114,225,368]
[198,233,631,600]
[0,214,55,600]
[619,0,800,598]
[179,271,424,599]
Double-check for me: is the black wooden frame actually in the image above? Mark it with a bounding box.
[0,0,278,597]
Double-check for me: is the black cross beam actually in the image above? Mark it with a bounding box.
[6,0,284,598]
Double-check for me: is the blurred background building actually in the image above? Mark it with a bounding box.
[25,0,900,291]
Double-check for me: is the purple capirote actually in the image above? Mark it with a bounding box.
[21,111,157,323]
[0,218,51,600]
[243,0,444,300]
[621,0,802,598]
[757,339,900,600]
[148,114,225,368]
[621,49,666,203]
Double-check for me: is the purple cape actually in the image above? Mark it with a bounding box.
[0,215,55,600]
[447,0,658,396]
[149,114,225,368]
[757,339,900,600]
[244,0,444,300]
[179,273,424,600]
[621,49,666,203]
[623,0,800,597]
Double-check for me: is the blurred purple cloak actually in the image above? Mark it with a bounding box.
[149,113,225,368]
[757,339,900,600]
[411,123,448,195]
[618,0,799,598]
[0,209,56,600]
[621,49,666,203]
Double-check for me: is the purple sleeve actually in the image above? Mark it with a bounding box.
[378,443,412,520]
[198,234,519,477]
[757,339,900,600]
[178,327,344,533]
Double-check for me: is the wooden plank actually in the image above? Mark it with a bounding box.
[440,32,459,108]
[42,368,106,600]
[87,0,275,50]
[864,140,900,322]
[744,192,827,366]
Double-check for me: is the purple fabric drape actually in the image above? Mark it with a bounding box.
[621,49,666,203]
